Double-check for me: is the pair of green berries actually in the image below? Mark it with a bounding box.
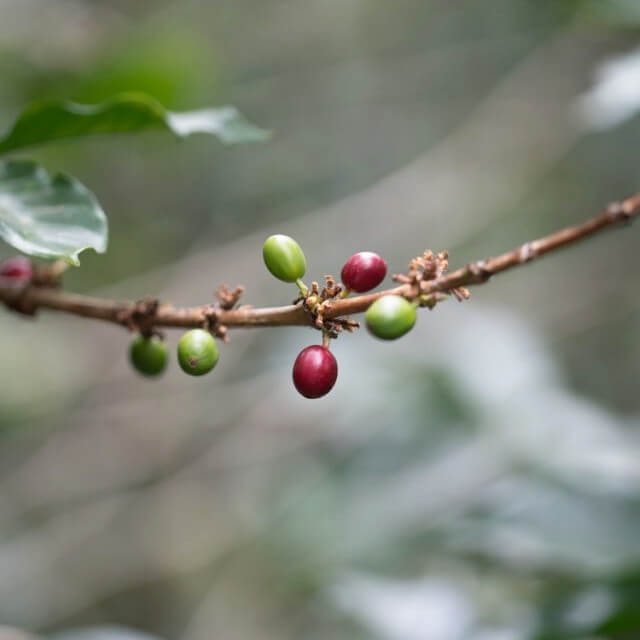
[263,234,417,340]
[129,329,219,377]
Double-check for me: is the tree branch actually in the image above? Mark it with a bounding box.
[1,192,639,334]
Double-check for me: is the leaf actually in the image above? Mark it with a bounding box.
[0,93,270,154]
[0,161,108,265]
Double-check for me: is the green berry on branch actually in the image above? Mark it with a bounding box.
[177,329,219,376]
[262,234,307,283]
[129,334,169,377]
[365,295,417,340]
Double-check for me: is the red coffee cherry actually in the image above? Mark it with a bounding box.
[0,256,33,282]
[292,345,338,398]
[341,251,387,292]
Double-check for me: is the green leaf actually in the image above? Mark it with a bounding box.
[0,161,108,265]
[0,93,270,154]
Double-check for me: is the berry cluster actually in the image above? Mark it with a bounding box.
[0,237,422,398]
[263,234,418,398]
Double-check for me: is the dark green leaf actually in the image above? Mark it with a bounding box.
[0,160,107,265]
[0,93,270,154]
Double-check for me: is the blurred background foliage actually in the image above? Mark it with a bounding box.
[1,1,640,639]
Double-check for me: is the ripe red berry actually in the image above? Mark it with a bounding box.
[292,345,338,398]
[0,256,33,282]
[341,251,387,292]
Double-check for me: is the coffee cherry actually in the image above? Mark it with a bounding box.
[365,295,416,340]
[0,256,33,282]
[263,234,307,283]
[177,329,219,376]
[129,334,169,377]
[292,345,338,398]
[341,251,387,292]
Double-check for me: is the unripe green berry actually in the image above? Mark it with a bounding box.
[177,329,219,376]
[262,234,307,283]
[129,334,169,377]
[365,295,417,340]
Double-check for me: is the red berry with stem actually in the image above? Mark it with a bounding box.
[292,345,338,398]
[341,251,387,293]
[0,256,33,282]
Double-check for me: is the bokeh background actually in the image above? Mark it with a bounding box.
[1,1,640,639]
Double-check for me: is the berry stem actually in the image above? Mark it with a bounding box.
[295,278,309,296]
[322,331,331,349]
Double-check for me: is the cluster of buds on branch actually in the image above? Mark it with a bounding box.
[394,249,470,307]
[301,276,360,338]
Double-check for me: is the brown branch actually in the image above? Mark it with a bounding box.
[1,192,639,333]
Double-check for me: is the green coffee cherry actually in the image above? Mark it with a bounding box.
[262,234,307,283]
[177,329,219,376]
[365,295,417,340]
[129,334,169,377]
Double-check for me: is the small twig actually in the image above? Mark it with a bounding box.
[0,192,638,333]
[215,284,245,310]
